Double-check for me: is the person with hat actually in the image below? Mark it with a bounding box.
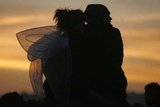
[83,4,129,107]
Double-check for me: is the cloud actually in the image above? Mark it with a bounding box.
[0,3,37,17]
[0,2,54,27]
[1,0,160,94]
[125,55,160,67]
[109,0,160,30]
[123,50,160,84]
[0,14,52,27]
[111,0,160,13]
[125,17,160,29]
[113,13,160,31]
[0,58,29,71]
[1,16,35,25]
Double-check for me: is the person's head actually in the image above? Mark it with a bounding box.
[84,4,112,25]
[53,8,84,33]
[144,82,160,107]
[0,92,24,107]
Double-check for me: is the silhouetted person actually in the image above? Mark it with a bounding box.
[144,82,160,107]
[83,4,129,107]
[0,92,24,107]
[65,10,87,107]
[42,9,85,107]
[17,8,85,107]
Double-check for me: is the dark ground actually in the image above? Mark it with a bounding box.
[0,91,146,107]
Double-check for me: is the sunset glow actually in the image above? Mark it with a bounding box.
[0,0,160,95]
[0,59,29,71]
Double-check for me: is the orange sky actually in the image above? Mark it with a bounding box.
[0,0,160,95]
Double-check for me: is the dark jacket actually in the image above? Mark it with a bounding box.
[84,23,127,98]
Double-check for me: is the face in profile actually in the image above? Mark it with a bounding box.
[72,21,85,34]
[106,12,112,24]
[84,4,114,27]
[67,9,85,34]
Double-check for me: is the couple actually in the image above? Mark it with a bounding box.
[17,4,129,107]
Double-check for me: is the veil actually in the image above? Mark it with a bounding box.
[16,25,72,107]
[16,26,58,97]
[16,26,57,59]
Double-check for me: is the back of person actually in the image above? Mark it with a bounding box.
[65,9,89,107]
[85,22,127,98]
[43,9,87,107]
[83,4,129,107]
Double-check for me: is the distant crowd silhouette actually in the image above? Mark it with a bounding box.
[0,91,43,107]
[11,3,159,107]
[144,82,160,107]
[1,82,160,107]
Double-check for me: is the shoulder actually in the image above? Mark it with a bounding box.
[112,27,120,34]
[109,27,121,37]
[45,30,62,39]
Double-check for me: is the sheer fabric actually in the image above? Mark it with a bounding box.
[16,26,72,107]
[29,59,44,97]
[16,26,57,97]
[16,26,56,59]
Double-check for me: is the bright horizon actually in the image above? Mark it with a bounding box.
[0,0,160,95]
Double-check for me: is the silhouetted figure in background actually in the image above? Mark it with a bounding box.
[83,4,129,107]
[144,82,160,107]
[0,92,43,107]
[0,91,24,107]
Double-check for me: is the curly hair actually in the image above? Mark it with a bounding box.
[53,9,84,32]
